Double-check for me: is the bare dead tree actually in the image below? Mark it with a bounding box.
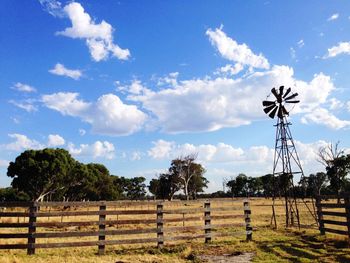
[317,141,344,167]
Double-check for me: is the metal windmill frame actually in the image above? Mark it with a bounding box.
[263,86,315,228]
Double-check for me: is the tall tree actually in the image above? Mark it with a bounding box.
[170,154,206,200]
[7,148,77,201]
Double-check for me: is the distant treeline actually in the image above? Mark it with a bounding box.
[0,148,349,202]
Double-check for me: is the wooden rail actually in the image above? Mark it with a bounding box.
[0,199,251,255]
[316,194,350,240]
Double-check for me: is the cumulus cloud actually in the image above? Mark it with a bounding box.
[11,82,36,93]
[206,27,269,69]
[215,63,243,76]
[67,141,115,159]
[129,65,335,133]
[5,134,44,151]
[3,133,115,160]
[9,99,38,112]
[56,2,130,61]
[47,134,65,147]
[42,92,146,136]
[324,42,350,58]
[327,13,339,21]
[49,63,82,80]
[147,139,329,181]
[148,139,272,164]
[301,107,350,130]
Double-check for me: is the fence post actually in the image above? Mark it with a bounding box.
[315,196,325,235]
[204,201,211,243]
[157,203,164,248]
[344,195,350,242]
[244,200,252,241]
[98,204,106,255]
[27,202,37,255]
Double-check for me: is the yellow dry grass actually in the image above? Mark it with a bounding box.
[0,198,349,263]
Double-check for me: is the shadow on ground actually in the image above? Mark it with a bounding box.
[258,231,350,263]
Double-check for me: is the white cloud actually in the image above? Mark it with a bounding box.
[301,107,350,130]
[56,2,130,61]
[157,72,179,87]
[297,39,304,48]
[347,101,350,112]
[206,27,269,69]
[11,82,36,93]
[129,65,334,133]
[147,139,329,185]
[329,98,344,110]
[42,92,91,116]
[128,80,146,95]
[42,92,146,136]
[47,134,65,147]
[148,140,175,159]
[49,63,82,80]
[131,151,142,161]
[148,139,272,164]
[39,0,64,17]
[5,134,44,152]
[328,13,339,21]
[67,141,115,159]
[215,63,243,76]
[9,99,38,112]
[324,42,350,58]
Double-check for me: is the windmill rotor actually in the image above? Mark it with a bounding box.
[262,86,299,119]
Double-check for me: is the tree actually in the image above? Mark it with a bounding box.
[226,174,249,197]
[7,148,77,201]
[0,187,30,201]
[148,173,181,201]
[170,154,207,200]
[260,174,275,198]
[187,172,208,199]
[318,142,350,196]
[125,177,147,200]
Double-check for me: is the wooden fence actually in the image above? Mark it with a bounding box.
[316,194,350,239]
[0,199,251,255]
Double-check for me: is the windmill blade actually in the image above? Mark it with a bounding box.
[262,100,276,107]
[263,104,277,114]
[283,87,291,98]
[271,87,281,101]
[279,86,284,96]
[268,105,278,119]
[285,100,300,104]
[284,93,298,101]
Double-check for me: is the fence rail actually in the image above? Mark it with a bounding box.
[0,199,251,255]
[316,194,350,239]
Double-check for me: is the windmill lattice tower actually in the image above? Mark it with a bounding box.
[263,86,305,228]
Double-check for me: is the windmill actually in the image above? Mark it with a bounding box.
[262,86,304,228]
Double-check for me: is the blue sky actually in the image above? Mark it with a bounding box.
[1,0,350,192]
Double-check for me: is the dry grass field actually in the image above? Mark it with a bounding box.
[0,198,349,263]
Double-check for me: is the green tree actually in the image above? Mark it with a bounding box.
[169,154,207,200]
[148,173,181,201]
[7,148,77,201]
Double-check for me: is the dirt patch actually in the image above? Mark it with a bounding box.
[197,252,254,263]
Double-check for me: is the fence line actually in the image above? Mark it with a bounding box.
[0,199,251,255]
[316,194,350,239]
